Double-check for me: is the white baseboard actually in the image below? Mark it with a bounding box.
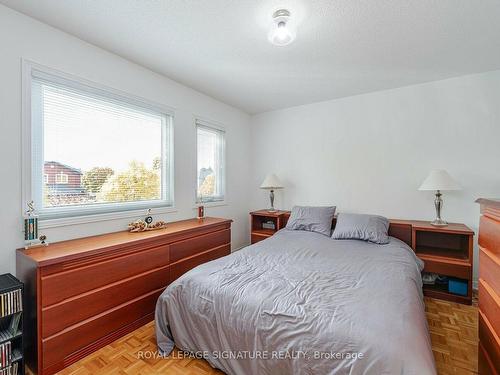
[472,279,478,291]
[231,244,249,252]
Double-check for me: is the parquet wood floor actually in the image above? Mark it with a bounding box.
[51,297,478,375]
[425,297,478,375]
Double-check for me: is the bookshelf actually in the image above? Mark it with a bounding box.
[250,210,290,244]
[412,222,474,305]
[0,274,24,375]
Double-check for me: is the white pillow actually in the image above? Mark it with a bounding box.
[332,213,390,244]
[285,206,336,236]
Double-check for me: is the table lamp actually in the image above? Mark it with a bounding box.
[419,169,461,226]
[260,174,284,212]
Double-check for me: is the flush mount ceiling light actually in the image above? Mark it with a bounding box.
[268,9,296,46]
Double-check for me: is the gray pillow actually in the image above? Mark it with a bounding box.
[332,213,390,244]
[285,206,336,236]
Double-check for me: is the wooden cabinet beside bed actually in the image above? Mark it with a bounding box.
[250,210,290,244]
[476,199,500,375]
[16,217,232,375]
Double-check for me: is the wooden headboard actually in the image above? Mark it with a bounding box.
[281,212,414,248]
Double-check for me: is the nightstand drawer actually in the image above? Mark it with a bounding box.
[251,233,271,244]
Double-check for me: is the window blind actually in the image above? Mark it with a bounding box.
[30,70,173,218]
[196,121,225,202]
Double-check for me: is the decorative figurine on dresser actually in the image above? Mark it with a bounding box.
[0,273,24,375]
[127,209,168,232]
[23,201,49,249]
[196,192,206,221]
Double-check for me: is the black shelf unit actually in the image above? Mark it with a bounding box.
[0,274,24,375]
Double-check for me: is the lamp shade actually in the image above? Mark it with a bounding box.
[260,174,284,189]
[419,169,461,191]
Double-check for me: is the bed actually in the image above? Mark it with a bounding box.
[155,228,436,374]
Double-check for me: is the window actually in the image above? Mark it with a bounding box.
[55,173,68,184]
[196,121,225,203]
[28,66,174,219]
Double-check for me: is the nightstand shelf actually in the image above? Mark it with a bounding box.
[0,327,23,345]
[252,229,276,236]
[415,246,469,260]
[422,284,471,305]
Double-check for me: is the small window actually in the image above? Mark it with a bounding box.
[196,121,225,203]
[55,173,68,184]
[28,66,174,219]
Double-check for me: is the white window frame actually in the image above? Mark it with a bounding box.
[55,173,69,184]
[22,61,176,227]
[195,119,226,204]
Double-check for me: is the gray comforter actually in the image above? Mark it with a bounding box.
[155,229,436,375]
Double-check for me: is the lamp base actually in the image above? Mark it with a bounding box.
[430,190,448,227]
[430,218,448,227]
[268,189,276,212]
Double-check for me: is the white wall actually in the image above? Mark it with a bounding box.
[2,4,499,286]
[0,5,251,275]
[250,70,500,283]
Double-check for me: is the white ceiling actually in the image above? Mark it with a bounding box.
[3,0,500,114]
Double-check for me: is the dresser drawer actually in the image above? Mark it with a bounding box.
[479,279,500,339]
[479,312,500,375]
[170,229,230,262]
[479,341,497,375]
[170,244,230,282]
[41,265,170,338]
[41,244,169,307]
[479,214,500,256]
[42,289,162,370]
[480,247,500,295]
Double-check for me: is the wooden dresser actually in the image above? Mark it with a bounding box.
[476,199,500,375]
[16,217,232,375]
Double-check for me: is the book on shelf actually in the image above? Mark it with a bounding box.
[0,275,22,375]
[0,340,11,368]
[0,361,18,375]
[7,314,21,338]
[0,290,22,318]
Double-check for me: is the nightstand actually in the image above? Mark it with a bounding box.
[412,221,474,305]
[250,210,290,244]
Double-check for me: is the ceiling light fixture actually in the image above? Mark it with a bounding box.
[268,9,296,46]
